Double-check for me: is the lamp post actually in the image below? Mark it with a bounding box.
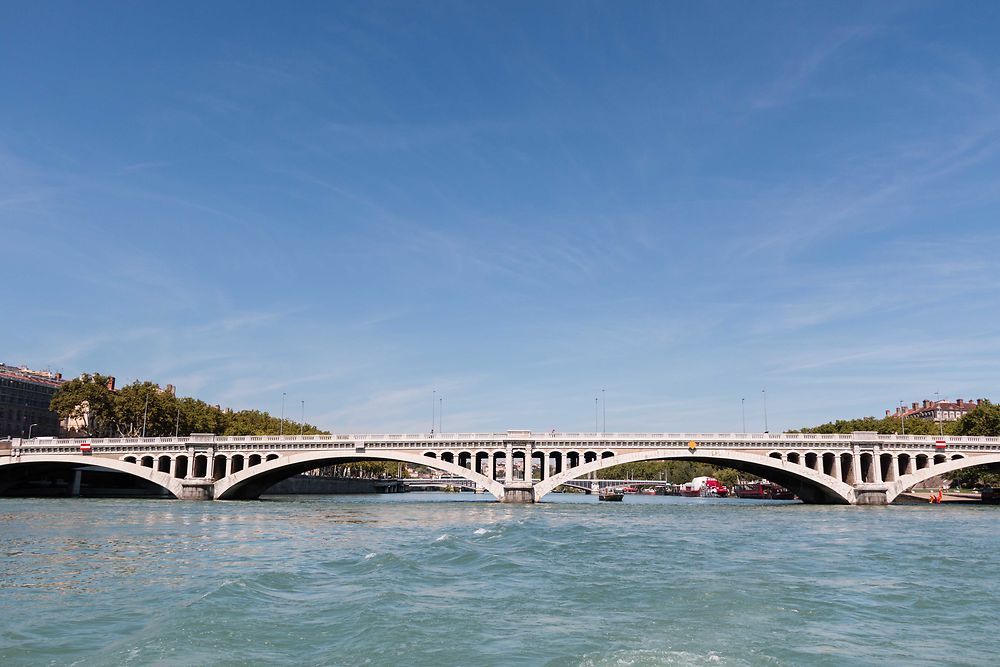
[300,400,305,436]
[899,400,905,436]
[141,392,149,437]
[762,389,769,433]
[602,388,606,434]
[934,391,943,436]
[439,397,443,433]
[175,405,181,438]
[741,398,746,433]
[280,392,286,437]
[595,397,599,432]
[431,389,436,434]
[28,423,38,439]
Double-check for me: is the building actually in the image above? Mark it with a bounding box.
[0,364,65,438]
[887,398,985,423]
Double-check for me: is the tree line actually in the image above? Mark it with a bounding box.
[49,373,397,477]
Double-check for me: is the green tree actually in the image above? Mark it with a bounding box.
[953,400,1000,436]
[49,373,117,437]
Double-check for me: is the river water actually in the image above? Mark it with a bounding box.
[1,493,997,666]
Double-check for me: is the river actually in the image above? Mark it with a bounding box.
[1,493,997,666]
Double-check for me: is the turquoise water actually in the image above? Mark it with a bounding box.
[1,493,997,666]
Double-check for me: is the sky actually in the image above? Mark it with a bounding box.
[3,1,1000,434]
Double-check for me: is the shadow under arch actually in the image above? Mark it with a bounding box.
[887,453,1000,503]
[213,450,506,500]
[533,449,854,504]
[0,455,184,498]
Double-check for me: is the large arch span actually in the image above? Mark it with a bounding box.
[213,450,506,500]
[886,453,1000,503]
[533,449,856,504]
[0,455,184,498]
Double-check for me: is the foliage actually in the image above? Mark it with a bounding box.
[48,373,117,437]
[797,415,951,436]
[952,400,1000,436]
[51,375,326,438]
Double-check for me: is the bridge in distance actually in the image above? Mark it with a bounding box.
[3,430,999,504]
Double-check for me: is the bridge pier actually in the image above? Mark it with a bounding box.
[853,484,889,505]
[500,482,535,503]
[179,480,214,501]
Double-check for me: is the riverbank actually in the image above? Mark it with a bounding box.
[896,491,983,504]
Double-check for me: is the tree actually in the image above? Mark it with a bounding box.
[953,400,1000,436]
[49,374,117,437]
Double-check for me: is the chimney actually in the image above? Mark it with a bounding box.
[885,409,891,416]
[923,399,931,408]
[55,372,62,381]
[912,402,919,410]
[165,384,175,396]
[957,398,964,406]
[107,376,116,391]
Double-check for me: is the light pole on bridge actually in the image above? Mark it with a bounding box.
[280,392,286,437]
[741,398,746,433]
[28,423,38,439]
[300,400,305,436]
[762,389,769,433]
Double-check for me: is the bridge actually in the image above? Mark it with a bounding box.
[2,430,998,504]
[400,477,664,493]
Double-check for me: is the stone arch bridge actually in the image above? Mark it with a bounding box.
[2,430,998,504]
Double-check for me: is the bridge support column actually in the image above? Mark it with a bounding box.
[500,482,535,503]
[179,480,215,500]
[853,484,889,505]
[70,469,82,497]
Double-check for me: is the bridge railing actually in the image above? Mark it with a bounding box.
[7,431,1000,452]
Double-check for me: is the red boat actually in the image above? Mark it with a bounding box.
[733,481,795,500]
[678,476,729,498]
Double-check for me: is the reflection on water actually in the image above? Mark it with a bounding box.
[0,493,997,666]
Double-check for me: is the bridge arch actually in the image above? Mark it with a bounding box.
[212,450,506,500]
[0,455,184,498]
[886,453,1000,503]
[532,449,855,503]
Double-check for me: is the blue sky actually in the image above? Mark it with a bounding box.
[3,1,1000,433]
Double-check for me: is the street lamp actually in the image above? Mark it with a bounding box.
[741,398,746,433]
[602,388,606,434]
[280,392,286,437]
[300,400,305,436]
[28,423,38,439]
[934,391,944,436]
[141,392,149,437]
[762,389,769,433]
[899,400,905,436]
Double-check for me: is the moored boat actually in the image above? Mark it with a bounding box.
[678,476,729,498]
[733,481,795,500]
[599,489,624,501]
